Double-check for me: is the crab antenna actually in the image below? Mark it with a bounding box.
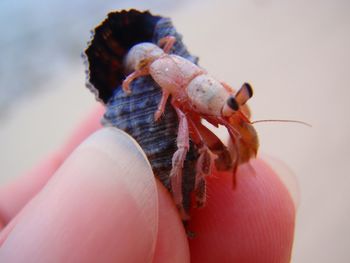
[235,83,253,106]
[251,119,312,127]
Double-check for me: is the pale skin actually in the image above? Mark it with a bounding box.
[0,106,297,262]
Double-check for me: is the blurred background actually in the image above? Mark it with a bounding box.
[1,0,349,262]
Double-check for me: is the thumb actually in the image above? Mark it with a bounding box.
[0,128,158,262]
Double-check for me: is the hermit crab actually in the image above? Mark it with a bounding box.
[83,9,258,219]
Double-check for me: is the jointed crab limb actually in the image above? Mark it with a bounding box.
[170,106,190,217]
[154,90,170,122]
[205,116,242,187]
[187,117,212,207]
[187,120,212,181]
[122,67,150,94]
[195,179,206,208]
[193,119,232,171]
[158,36,176,53]
[195,147,211,185]
[224,123,241,188]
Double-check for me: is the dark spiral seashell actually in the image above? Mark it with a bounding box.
[83,10,199,215]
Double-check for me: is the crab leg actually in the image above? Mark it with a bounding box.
[222,121,241,188]
[192,119,232,172]
[154,91,170,122]
[122,67,150,94]
[204,116,241,188]
[170,106,190,216]
[187,117,212,207]
[158,36,176,53]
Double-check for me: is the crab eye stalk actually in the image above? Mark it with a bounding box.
[235,82,253,106]
[222,96,239,117]
[227,96,239,111]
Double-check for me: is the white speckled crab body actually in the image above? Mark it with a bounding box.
[126,42,232,117]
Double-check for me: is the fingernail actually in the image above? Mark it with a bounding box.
[73,127,158,239]
[78,127,149,165]
[0,128,159,262]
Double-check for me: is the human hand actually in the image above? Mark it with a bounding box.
[0,105,296,262]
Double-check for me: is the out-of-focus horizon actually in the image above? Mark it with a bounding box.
[0,0,184,115]
[1,1,350,262]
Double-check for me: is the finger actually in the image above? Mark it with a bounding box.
[153,180,190,263]
[0,106,104,225]
[0,128,159,262]
[188,159,296,263]
[0,153,61,226]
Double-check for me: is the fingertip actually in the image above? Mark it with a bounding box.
[0,106,105,226]
[0,153,62,224]
[153,180,190,263]
[0,128,159,262]
[189,158,296,263]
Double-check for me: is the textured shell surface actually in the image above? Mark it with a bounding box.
[84,10,199,213]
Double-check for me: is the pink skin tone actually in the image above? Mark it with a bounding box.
[0,106,296,262]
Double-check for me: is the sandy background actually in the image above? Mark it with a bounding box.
[1,0,349,262]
